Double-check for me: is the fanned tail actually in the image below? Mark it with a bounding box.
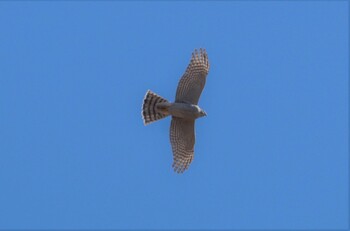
[142,90,170,125]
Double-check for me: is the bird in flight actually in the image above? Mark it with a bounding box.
[142,48,210,173]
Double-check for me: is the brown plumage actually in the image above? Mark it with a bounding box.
[142,49,210,173]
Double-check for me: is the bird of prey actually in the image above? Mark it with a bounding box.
[142,48,210,173]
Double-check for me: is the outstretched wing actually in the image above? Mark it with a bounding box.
[170,117,195,173]
[175,48,210,105]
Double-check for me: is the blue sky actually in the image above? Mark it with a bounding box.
[0,1,348,230]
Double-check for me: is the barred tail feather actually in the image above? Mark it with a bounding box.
[142,90,170,125]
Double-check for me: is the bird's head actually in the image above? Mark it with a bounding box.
[199,109,207,117]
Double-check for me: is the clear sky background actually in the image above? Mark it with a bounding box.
[0,1,348,230]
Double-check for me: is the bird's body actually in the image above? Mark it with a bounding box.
[158,102,206,120]
[142,49,210,173]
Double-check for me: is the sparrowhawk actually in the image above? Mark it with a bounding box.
[142,48,210,173]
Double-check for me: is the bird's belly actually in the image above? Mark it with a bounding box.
[168,103,198,120]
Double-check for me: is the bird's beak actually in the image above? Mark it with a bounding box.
[204,111,207,116]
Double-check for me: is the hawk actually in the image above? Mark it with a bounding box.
[142,48,210,173]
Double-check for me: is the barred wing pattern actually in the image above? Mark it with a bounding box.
[175,49,210,105]
[170,118,195,173]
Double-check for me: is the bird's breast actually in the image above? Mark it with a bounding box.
[168,103,199,120]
